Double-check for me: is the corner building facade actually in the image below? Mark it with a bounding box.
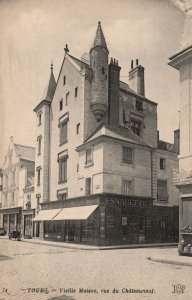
[33,22,179,245]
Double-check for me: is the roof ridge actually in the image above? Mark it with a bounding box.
[14,144,35,149]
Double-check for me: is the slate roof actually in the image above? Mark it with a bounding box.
[42,67,56,102]
[120,81,157,105]
[84,123,152,147]
[68,54,90,68]
[91,21,108,50]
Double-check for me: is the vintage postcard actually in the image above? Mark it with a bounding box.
[0,0,192,299]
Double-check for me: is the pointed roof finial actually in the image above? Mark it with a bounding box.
[90,21,108,52]
[64,44,69,55]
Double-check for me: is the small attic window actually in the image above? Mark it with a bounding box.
[63,75,66,85]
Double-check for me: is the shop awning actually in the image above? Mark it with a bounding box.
[53,205,98,221]
[33,209,62,221]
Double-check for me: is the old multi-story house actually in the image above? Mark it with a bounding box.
[33,22,179,245]
[0,137,35,238]
[169,14,192,235]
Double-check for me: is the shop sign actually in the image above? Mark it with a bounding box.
[104,197,152,207]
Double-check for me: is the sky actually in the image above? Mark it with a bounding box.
[0,0,187,166]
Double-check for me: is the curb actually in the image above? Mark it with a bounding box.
[21,239,177,251]
[0,236,177,251]
[147,256,192,267]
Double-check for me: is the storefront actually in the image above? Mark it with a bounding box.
[0,207,22,234]
[33,194,160,245]
[23,209,35,238]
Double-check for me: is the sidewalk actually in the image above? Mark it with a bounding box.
[0,235,177,251]
[147,252,192,267]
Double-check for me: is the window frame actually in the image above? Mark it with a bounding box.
[130,119,141,137]
[58,155,68,184]
[85,177,91,195]
[76,123,80,134]
[59,99,63,111]
[37,135,42,156]
[37,112,42,126]
[75,87,78,97]
[66,92,69,105]
[59,120,68,145]
[122,178,133,195]
[85,148,93,166]
[63,75,66,85]
[160,158,165,170]
[136,99,143,112]
[36,166,42,186]
[157,179,168,203]
[122,146,133,165]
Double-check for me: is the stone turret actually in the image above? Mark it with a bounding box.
[90,21,109,122]
[34,64,56,204]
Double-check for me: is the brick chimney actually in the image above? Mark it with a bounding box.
[129,59,145,97]
[108,58,121,126]
[174,129,180,154]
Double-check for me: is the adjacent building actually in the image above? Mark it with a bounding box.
[0,137,36,238]
[32,22,179,245]
[169,15,192,235]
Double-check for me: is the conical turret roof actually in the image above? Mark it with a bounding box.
[42,64,57,102]
[90,21,108,51]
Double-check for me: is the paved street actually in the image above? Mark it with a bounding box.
[0,239,192,300]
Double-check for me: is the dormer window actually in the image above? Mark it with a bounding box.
[131,119,141,137]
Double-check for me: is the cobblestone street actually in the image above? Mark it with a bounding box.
[0,239,192,300]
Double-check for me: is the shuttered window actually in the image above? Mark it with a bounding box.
[60,121,68,144]
[157,180,168,202]
[122,180,133,195]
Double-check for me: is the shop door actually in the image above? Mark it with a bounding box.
[65,221,75,242]
[34,222,40,237]
[127,215,139,244]
[9,214,15,231]
[3,215,8,234]
[24,215,33,237]
[160,216,168,242]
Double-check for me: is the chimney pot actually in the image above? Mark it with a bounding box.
[131,60,134,69]
[136,59,139,66]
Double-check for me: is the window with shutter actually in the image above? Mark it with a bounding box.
[157,180,168,202]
